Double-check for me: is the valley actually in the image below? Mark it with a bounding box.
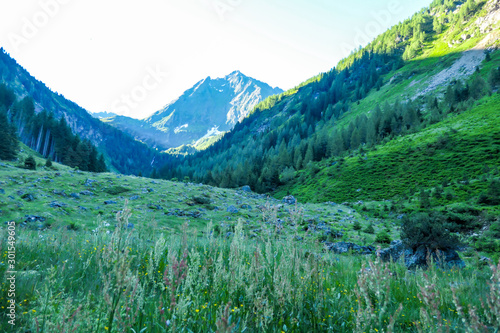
[1,0,500,332]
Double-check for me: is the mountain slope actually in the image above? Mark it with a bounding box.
[0,49,171,175]
[159,0,500,200]
[105,71,282,150]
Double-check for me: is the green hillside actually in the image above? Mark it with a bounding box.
[161,0,500,196]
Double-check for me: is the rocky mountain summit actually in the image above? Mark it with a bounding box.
[104,71,283,150]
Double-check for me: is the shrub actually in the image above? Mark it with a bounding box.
[364,223,375,234]
[24,155,36,170]
[105,186,130,195]
[67,222,80,231]
[45,158,53,167]
[475,236,500,253]
[192,196,211,205]
[375,230,391,244]
[489,221,500,238]
[353,220,362,231]
[477,179,500,205]
[401,212,462,251]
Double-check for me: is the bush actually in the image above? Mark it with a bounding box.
[488,221,500,238]
[67,222,80,231]
[475,236,500,253]
[353,220,362,231]
[364,223,375,234]
[401,212,462,251]
[105,186,130,195]
[477,179,500,205]
[375,230,391,244]
[24,155,36,170]
[192,196,211,205]
[45,158,53,167]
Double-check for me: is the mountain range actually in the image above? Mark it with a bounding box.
[101,71,282,151]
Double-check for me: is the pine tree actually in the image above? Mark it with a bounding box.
[24,155,36,170]
[0,108,18,160]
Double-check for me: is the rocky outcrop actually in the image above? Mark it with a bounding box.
[282,195,297,205]
[378,240,466,270]
[325,242,375,255]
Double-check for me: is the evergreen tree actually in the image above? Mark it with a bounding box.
[0,108,19,160]
[24,155,36,170]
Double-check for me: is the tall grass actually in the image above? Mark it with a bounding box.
[1,203,499,332]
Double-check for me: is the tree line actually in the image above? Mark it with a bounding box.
[0,84,107,172]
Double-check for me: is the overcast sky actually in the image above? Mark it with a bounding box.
[0,0,431,119]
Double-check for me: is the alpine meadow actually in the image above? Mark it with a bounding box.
[1,0,500,332]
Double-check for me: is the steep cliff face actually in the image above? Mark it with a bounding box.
[107,71,282,150]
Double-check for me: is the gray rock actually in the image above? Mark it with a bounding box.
[70,193,80,199]
[49,201,66,208]
[80,190,95,196]
[0,189,4,194]
[25,215,46,223]
[404,246,465,270]
[21,193,35,202]
[282,195,297,205]
[104,200,117,205]
[241,204,252,210]
[130,195,140,200]
[53,190,66,197]
[127,223,135,229]
[84,179,96,187]
[325,242,375,255]
[227,205,239,214]
[188,211,201,218]
[241,185,252,193]
[378,240,404,262]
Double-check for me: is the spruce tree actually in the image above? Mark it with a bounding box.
[0,108,18,160]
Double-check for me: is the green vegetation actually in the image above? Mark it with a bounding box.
[0,84,107,173]
[0,51,172,176]
[1,202,500,332]
[401,212,461,251]
[160,0,499,200]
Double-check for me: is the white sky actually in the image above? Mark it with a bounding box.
[0,0,431,119]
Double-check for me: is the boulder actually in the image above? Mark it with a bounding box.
[21,193,35,202]
[282,195,297,205]
[70,193,80,199]
[325,242,375,255]
[84,179,96,187]
[49,201,66,208]
[25,215,46,223]
[227,205,239,214]
[104,200,117,205]
[379,240,466,270]
[241,185,252,193]
[80,190,95,196]
[378,240,404,262]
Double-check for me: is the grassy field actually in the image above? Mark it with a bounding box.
[1,200,499,332]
